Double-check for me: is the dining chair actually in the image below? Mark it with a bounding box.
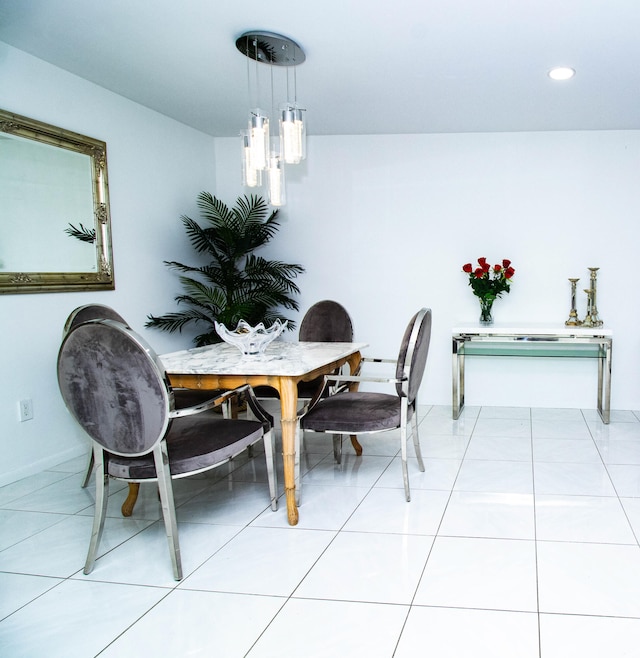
[295,300,363,498]
[57,318,278,580]
[251,299,359,502]
[254,299,356,401]
[299,308,432,501]
[63,304,223,490]
[296,299,356,398]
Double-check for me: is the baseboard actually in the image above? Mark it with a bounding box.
[0,445,86,488]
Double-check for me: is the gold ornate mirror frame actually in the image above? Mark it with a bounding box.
[0,109,114,294]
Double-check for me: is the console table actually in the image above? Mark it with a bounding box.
[452,323,613,423]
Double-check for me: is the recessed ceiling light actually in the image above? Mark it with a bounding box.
[548,66,576,81]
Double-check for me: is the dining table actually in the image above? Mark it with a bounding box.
[119,340,367,525]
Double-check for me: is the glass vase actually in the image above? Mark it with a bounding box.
[479,298,494,325]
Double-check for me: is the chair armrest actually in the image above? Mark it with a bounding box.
[169,391,228,418]
[324,374,404,385]
[328,352,405,386]
[361,356,396,365]
[298,372,406,418]
[243,385,275,428]
[169,385,273,429]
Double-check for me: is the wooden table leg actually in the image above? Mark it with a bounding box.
[279,378,299,525]
[346,351,363,456]
[121,483,140,517]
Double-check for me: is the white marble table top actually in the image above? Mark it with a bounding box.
[452,322,612,337]
[160,341,369,377]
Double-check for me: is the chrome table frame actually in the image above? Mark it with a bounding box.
[452,323,613,424]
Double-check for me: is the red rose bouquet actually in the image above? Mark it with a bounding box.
[462,257,515,323]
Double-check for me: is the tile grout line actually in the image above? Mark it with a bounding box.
[530,406,543,658]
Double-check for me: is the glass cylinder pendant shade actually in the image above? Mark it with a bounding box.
[248,110,269,171]
[268,153,286,207]
[241,131,262,188]
[280,104,306,164]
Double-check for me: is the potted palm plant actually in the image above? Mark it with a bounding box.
[146,192,304,346]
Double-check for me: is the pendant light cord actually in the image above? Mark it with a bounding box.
[253,37,259,108]
[270,60,275,139]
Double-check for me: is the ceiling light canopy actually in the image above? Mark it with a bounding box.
[235,31,305,66]
[236,31,306,207]
[548,66,576,81]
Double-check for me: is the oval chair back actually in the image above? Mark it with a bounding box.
[58,319,170,457]
[63,304,223,489]
[63,304,128,338]
[395,308,432,404]
[299,300,354,342]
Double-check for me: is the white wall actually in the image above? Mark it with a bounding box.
[214,130,640,412]
[3,41,640,486]
[0,43,217,485]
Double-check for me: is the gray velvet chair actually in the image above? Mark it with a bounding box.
[63,304,221,490]
[297,299,356,398]
[254,299,355,402]
[57,318,277,580]
[299,308,432,502]
[252,299,358,503]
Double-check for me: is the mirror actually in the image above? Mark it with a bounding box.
[0,108,114,294]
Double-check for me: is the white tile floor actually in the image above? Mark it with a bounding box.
[2,404,640,657]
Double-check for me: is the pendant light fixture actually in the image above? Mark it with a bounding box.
[236,31,306,206]
[280,104,306,164]
[280,58,306,164]
[240,130,262,188]
[268,151,286,206]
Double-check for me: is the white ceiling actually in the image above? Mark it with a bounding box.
[1,0,640,137]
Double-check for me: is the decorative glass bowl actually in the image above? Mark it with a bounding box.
[214,319,288,356]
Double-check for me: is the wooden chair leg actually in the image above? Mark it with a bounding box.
[350,435,363,456]
[121,483,140,517]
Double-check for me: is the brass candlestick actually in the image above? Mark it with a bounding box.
[587,267,603,327]
[582,288,595,327]
[565,278,582,326]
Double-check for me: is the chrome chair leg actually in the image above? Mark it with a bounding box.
[411,411,425,472]
[400,418,411,502]
[154,442,182,581]
[263,428,278,511]
[81,450,94,488]
[84,448,109,575]
[333,434,343,464]
[295,422,303,506]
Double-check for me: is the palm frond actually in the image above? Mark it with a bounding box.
[145,312,200,333]
[197,191,234,227]
[65,222,96,244]
[148,193,305,346]
[164,260,204,274]
[180,215,220,255]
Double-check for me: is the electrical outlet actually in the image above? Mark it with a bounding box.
[18,398,34,422]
